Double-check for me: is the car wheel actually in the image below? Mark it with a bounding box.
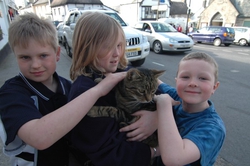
[65,41,72,57]
[153,41,163,54]
[224,43,231,46]
[130,58,145,67]
[213,38,221,46]
[239,39,247,46]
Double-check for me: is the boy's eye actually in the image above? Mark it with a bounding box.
[181,76,189,79]
[40,54,48,58]
[199,77,207,80]
[21,56,30,60]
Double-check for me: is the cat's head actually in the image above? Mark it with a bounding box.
[123,67,165,102]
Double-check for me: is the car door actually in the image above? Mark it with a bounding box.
[207,27,220,43]
[63,12,80,48]
[192,27,208,42]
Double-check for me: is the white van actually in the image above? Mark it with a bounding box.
[62,9,150,66]
[232,26,250,46]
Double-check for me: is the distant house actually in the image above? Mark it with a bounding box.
[118,0,187,26]
[0,0,18,52]
[198,0,250,28]
[50,0,114,22]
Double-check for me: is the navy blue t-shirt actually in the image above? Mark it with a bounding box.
[67,71,151,166]
[0,72,71,166]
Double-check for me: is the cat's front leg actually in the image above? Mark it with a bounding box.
[87,106,127,122]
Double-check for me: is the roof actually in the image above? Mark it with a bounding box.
[170,1,187,15]
[51,0,103,7]
[34,0,49,5]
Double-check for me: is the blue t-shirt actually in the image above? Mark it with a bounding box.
[155,83,226,166]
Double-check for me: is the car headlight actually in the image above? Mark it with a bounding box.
[169,38,178,43]
[142,35,148,43]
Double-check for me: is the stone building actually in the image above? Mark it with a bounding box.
[198,0,250,28]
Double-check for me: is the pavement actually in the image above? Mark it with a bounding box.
[0,43,233,166]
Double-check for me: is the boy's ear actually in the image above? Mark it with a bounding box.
[212,81,220,94]
[56,46,61,61]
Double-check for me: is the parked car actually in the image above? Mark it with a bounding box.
[232,26,250,46]
[56,22,64,43]
[133,21,194,54]
[188,26,235,46]
[62,9,150,67]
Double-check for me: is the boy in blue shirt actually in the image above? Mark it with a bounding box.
[121,52,226,165]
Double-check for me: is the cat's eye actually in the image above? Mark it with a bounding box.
[139,89,145,94]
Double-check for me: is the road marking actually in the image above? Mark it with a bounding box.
[152,62,165,66]
[222,50,231,52]
[230,70,239,73]
[238,53,249,55]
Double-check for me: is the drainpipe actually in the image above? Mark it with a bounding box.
[156,0,160,20]
[186,0,191,34]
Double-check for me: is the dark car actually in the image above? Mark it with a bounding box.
[188,26,235,46]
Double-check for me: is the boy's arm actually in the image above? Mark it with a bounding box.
[18,72,126,150]
[155,94,200,165]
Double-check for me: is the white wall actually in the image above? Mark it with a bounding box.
[0,0,10,50]
[120,3,139,26]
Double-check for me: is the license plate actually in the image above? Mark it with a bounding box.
[181,44,189,47]
[126,51,138,57]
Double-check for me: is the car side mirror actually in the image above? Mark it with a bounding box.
[145,29,151,33]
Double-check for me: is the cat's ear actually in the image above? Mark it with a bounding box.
[127,68,140,80]
[152,70,165,78]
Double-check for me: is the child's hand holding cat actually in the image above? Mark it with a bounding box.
[97,72,127,97]
[154,94,180,107]
[119,110,158,142]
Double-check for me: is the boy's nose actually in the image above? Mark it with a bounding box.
[31,59,41,68]
[188,79,198,87]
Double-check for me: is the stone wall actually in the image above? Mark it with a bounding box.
[199,0,239,27]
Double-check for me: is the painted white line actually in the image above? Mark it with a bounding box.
[222,50,231,52]
[152,62,165,66]
[238,53,249,55]
[230,70,239,73]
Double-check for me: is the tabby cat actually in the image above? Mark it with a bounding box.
[87,67,165,147]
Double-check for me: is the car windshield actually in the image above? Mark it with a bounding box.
[226,27,235,33]
[151,22,177,32]
[105,13,127,26]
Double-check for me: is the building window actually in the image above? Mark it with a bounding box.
[58,8,60,15]
[141,6,157,20]
[54,9,56,16]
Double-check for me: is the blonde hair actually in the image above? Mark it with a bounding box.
[8,13,58,53]
[177,52,219,83]
[70,11,128,81]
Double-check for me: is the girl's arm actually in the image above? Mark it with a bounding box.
[18,72,126,150]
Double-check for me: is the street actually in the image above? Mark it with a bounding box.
[0,43,249,166]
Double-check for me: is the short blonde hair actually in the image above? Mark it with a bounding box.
[177,52,219,83]
[8,13,58,53]
[70,12,128,81]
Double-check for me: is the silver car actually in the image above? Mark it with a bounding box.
[134,21,194,54]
